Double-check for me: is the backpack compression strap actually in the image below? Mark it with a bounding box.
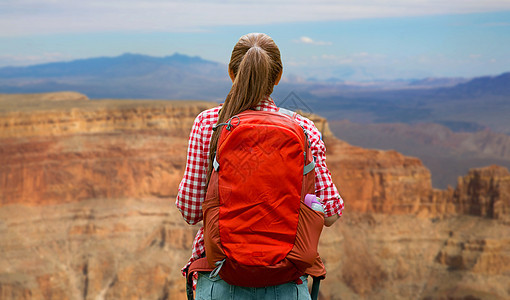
[278,107,315,175]
[304,156,316,175]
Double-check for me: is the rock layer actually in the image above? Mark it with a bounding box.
[1,93,509,299]
[454,165,510,220]
[0,93,214,206]
[325,139,431,215]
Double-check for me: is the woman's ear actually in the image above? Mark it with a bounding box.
[274,71,283,86]
[229,68,235,82]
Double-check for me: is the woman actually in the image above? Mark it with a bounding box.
[176,33,344,299]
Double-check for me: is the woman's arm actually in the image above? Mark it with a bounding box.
[300,117,344,226]
[176,114,208,225]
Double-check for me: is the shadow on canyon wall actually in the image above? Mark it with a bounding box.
[0,92,509,300]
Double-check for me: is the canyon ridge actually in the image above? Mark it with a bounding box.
[0,92,509,299]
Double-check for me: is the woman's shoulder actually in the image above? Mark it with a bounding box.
[289,112,322,143]
[292,112,318,132]
[195,105,222,126]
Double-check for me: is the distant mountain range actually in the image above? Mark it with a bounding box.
[443,72,510,96]
[296,72,510,134]
[0,53,509,134]
[0,53,231,100]
[0,53,221,78]
[1,52,509,100]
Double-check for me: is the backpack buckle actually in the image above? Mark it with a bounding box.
[209,259,226,279]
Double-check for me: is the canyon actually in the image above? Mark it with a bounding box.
[329,120,510,189]
[0,92,509,299]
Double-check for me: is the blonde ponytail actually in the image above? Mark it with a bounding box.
[206,33,283,184]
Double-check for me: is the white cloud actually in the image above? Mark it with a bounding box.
[297,36,332,45]
[300,37,314,44]
[1,0,510,36]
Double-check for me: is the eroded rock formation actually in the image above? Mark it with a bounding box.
[453,165,510,220]
[1,93,509,300]
[0,92,214,206]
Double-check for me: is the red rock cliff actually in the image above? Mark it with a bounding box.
[0,92,215,206]
[1,93,509,300]
[453,165,510,220]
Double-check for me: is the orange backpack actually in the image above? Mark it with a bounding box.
[188,109,326,288]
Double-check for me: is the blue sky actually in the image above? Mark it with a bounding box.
[1,1,510,81]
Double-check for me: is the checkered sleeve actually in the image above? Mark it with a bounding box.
[176,113,208,225]
[181,227,205,276]
[300,117,345,218]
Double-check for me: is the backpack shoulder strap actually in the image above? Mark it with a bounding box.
[278,107,296,119]
[278,106,315,174]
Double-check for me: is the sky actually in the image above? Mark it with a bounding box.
[1,0,510,81]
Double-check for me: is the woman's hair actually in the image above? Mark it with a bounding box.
[206,33,283,184]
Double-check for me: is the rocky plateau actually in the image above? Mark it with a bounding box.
[0,92,509,299]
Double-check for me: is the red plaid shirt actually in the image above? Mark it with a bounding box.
[176,97,344,275]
